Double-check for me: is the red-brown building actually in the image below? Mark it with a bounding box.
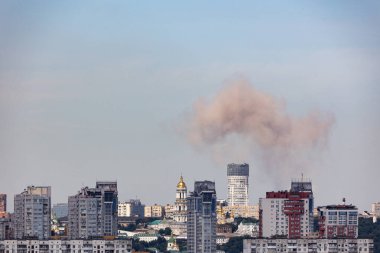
[317,205,358,239]
[259,191,313,239]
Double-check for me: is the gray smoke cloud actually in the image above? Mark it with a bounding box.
[186,79,335,176]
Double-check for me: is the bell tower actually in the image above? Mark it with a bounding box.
[174,175,187,222]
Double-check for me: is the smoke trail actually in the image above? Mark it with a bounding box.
[185,79,334,175]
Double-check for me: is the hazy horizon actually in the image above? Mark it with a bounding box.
[1,1,379,212]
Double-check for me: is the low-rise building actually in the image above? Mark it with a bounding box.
[0,239,132,253]
[243,238,374,253]
[217,204,259,224]
[147,219,187,236]
[133,233,160,243]
[216,235,230,245]
[216,224,232,234]
[235,221,259,237]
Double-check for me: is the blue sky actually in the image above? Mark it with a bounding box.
[0,1,379,211]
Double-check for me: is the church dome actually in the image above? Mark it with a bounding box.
[177,176,187,189]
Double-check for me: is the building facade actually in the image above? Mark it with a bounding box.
[52,203,68,219]
[290,179,314,231]
[0,194,6,213]
[371,202,380,218]
[317,205,358,239]
[13,186,51,240]
[227,163,249,206]
[173,175,187,223]
[236,221,259,237]
[68,181,118,239]
[0,239,132,253]
[243,238,374,253]
[118,199,144,218]
[0,217,12,240]
[217,204,259,223]
[118,202,132,217]
[187,180,217,253]
[144,204,164,218]
[259,191,312,239]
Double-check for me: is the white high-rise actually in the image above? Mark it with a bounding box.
[227,163,249,206]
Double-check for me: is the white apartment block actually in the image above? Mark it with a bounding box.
[0,239,132,253]
[259,191,312,239]
[227,164,249,206]
[118,203,132,217]
[13,186,51,240]
[243,238,374,253]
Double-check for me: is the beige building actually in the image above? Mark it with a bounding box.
[164,204,175,219]
[118,202,132,217]
[371,202,380,218]
[217,204,259,224]
[144,204,164,218]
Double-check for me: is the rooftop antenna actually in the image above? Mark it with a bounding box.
[301,172,304,182]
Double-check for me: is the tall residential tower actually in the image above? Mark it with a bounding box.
[187,180,217,253]
[13,186,51,239]
[68,181,118,239]
[227,163,249,206]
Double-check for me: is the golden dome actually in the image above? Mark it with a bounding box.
[177,176,187,189]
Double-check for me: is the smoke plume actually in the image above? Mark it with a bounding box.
[186,79,334,176]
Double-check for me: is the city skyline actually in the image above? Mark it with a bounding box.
[1,1,379,212]
[0,171,371,214]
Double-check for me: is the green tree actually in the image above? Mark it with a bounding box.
[159,227,172,236]
[358,217,380,253]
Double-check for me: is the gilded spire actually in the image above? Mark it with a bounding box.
[177,175,187,189]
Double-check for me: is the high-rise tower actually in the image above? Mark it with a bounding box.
[173,175,187,222]
[290,178,314,232]
[187,180,217,253]
[68,181,118,239]
[14,186,51,239]
[227,163,249,206]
